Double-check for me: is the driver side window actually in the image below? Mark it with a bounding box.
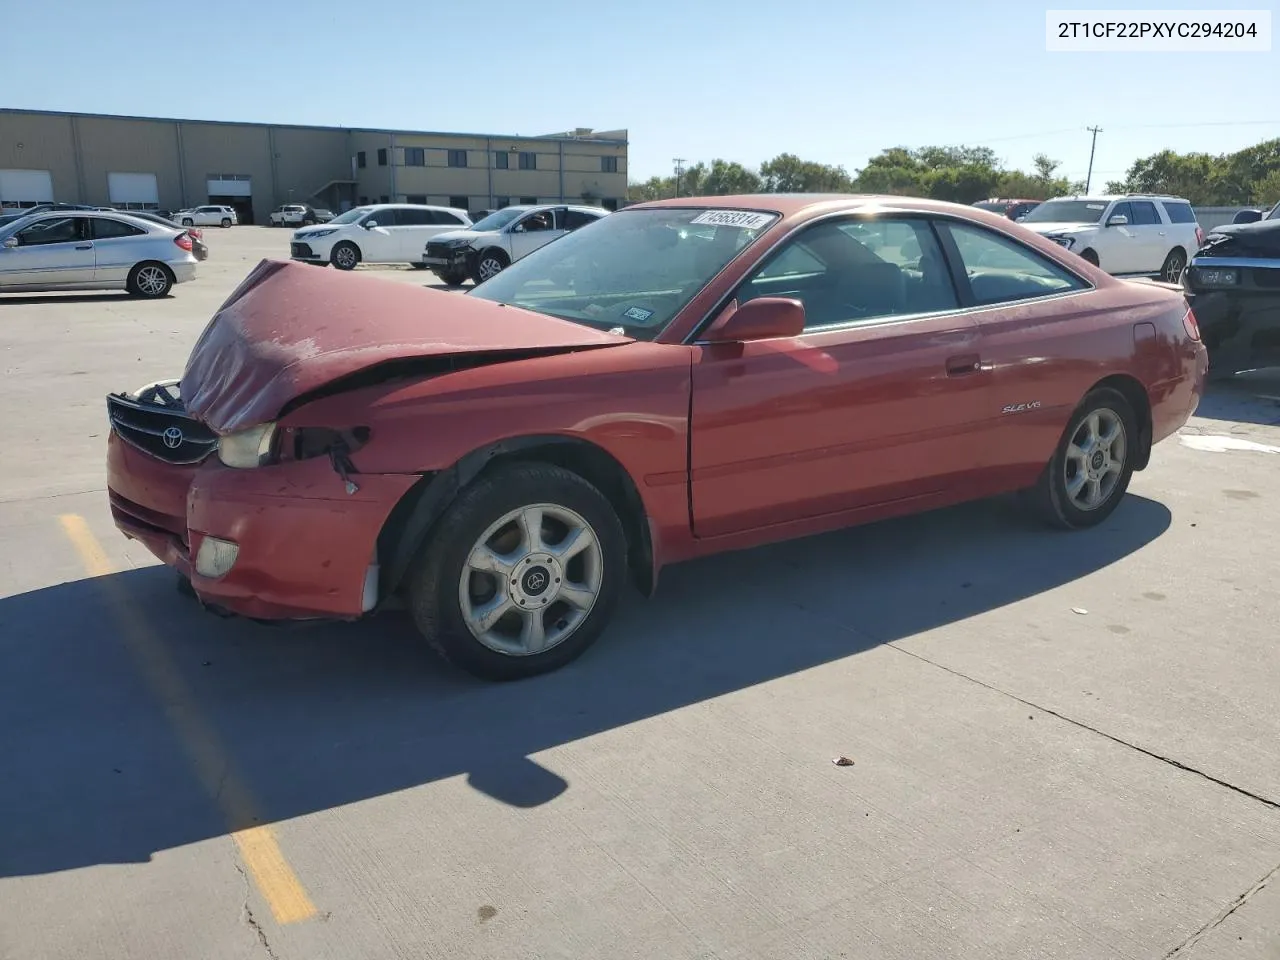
[518,211,553,232]
[16,217,85,246]
[738,217,959,329]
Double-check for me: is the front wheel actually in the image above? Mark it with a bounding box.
[181,218,194,227]
[434,268,468,286]
[1080,248,1100,267]
[1026,387,1137,529]
[471,249,509,284]
[406,461,627,681]
[330,241,360,270]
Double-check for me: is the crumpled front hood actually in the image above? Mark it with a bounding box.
[1198,219,1280,259]
[181,259,631,434]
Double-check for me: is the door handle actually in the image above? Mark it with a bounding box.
[75,243,93,250]
[946,354,981,376]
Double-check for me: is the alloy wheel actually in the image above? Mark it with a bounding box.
[1063,408,1127,511]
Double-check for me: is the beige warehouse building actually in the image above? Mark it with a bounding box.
[0,108,629,224]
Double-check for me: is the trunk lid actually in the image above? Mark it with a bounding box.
[182,258,631,434]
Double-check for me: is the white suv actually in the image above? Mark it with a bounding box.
[174,205,238,228]
[289,203,473,270]
[1019,194,1203,282]
[421,204,609,285]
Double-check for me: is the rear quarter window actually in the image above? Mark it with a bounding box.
[1161,201,1198,224]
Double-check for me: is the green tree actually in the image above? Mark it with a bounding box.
[700,159,763,195]
[759,153,855,192]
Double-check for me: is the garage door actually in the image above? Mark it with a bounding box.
[0,169,54,211]
[108,172,159,210]
[206,175,251,197]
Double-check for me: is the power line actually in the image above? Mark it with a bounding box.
[1085,126,1103,193]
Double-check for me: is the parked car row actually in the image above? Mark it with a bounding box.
[269,204,336,227]
[285,202,612,283]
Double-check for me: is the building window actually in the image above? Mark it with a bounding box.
[449,195,468,210]
[358,195,369,205]
[379,195,389,204]
[520,196,537,205]
[406,194,427,204]
[601,156,618,173]
[448,149,468,168]
[495,151,509,169]
[519,152,536,170]
[602,198,619,211]
[496,196,511,208]
[377,148,388,166]
[404,147,425,167]
[357,152,367,168]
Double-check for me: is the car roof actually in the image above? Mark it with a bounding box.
[630,192,1021,219]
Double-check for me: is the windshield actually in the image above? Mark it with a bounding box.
[329,206,372,225]
[468,207,780,340]
[1021,200,1108,224]
[1267,202,1280,221]
[469,208,528,232]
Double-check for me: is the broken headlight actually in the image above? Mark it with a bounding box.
[217,422,278,468]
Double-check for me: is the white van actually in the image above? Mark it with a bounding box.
[289,203,473,270]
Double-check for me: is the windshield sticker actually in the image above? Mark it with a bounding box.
[689,210,775,230]
[623,306,654,323]
[1086,203,1106,210]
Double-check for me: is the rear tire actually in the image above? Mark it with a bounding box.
[181,218,194,227]
[406,461,627,681]
[1160,247,1187,283]
[330,241,360,270]
[1026,387,1137,530]
[126,261,174,298]
[220,218,232,228]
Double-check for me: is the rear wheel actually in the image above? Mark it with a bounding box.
[406,461,627,681]
[181,218,194,227]
[127,261,174,298]
[1026,387,1137,529]
[330,241,360,270]
[1160,247,1187,283]
[220,218,232,228]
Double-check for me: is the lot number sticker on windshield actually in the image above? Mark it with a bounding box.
[623,306,654,322]
[689,210,775,230]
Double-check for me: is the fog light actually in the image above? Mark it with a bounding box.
[195,536,240,579]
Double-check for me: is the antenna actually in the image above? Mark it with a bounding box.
[1085,126,1102,193]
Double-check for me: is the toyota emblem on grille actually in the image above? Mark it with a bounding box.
[162,426,184,449]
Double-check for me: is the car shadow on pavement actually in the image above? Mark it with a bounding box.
[0,293,146,305]
[0,493,1171,879]
[1195,370,1280,427]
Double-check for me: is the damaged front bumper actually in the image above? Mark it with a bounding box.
[1185,236,1280,375]
[106,380,417,621]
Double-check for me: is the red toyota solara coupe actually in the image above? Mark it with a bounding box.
[106,194,1207,680]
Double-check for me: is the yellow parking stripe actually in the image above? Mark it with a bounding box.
[58,514,317,924]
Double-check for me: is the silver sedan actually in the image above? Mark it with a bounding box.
[0,210,199,297]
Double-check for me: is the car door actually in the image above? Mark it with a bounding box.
[935,218,1096,490]
[508,208,565,261]
[1095,201,1142,273]
[0,215,95,287]
[359,208,401,262]
[689,214,992,539]
[1126,200,1167,273]
[90,216,149,283]
[391,208,435,260]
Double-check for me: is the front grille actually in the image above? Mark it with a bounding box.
[291,242,315,258]
[107,392,218,465]
[425,241,462,260]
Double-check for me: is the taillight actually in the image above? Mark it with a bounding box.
[174,232,193,252]
[1183,306,1201,341]
[1195,226,1205,247]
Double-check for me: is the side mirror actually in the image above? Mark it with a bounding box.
[1233,209,1263,224]
[2,236,17,248]
[1106,214,1129,227]
[701,297,805,343]
[512,223,526,233]
[364,220,379,229]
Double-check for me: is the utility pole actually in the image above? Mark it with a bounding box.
[1085,126,1102,193]
[673,158,686,198]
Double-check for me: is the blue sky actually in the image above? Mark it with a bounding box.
[5,0,1277,186]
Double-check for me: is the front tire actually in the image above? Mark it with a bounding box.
[1080,248,1100,267]
[471,249,509,284]
[1026,387,1137,529]
[181,218,194,227]
[330,241,360,270]
[127,261,174,298]
[406,461,627,681]
[434,268,469,286]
